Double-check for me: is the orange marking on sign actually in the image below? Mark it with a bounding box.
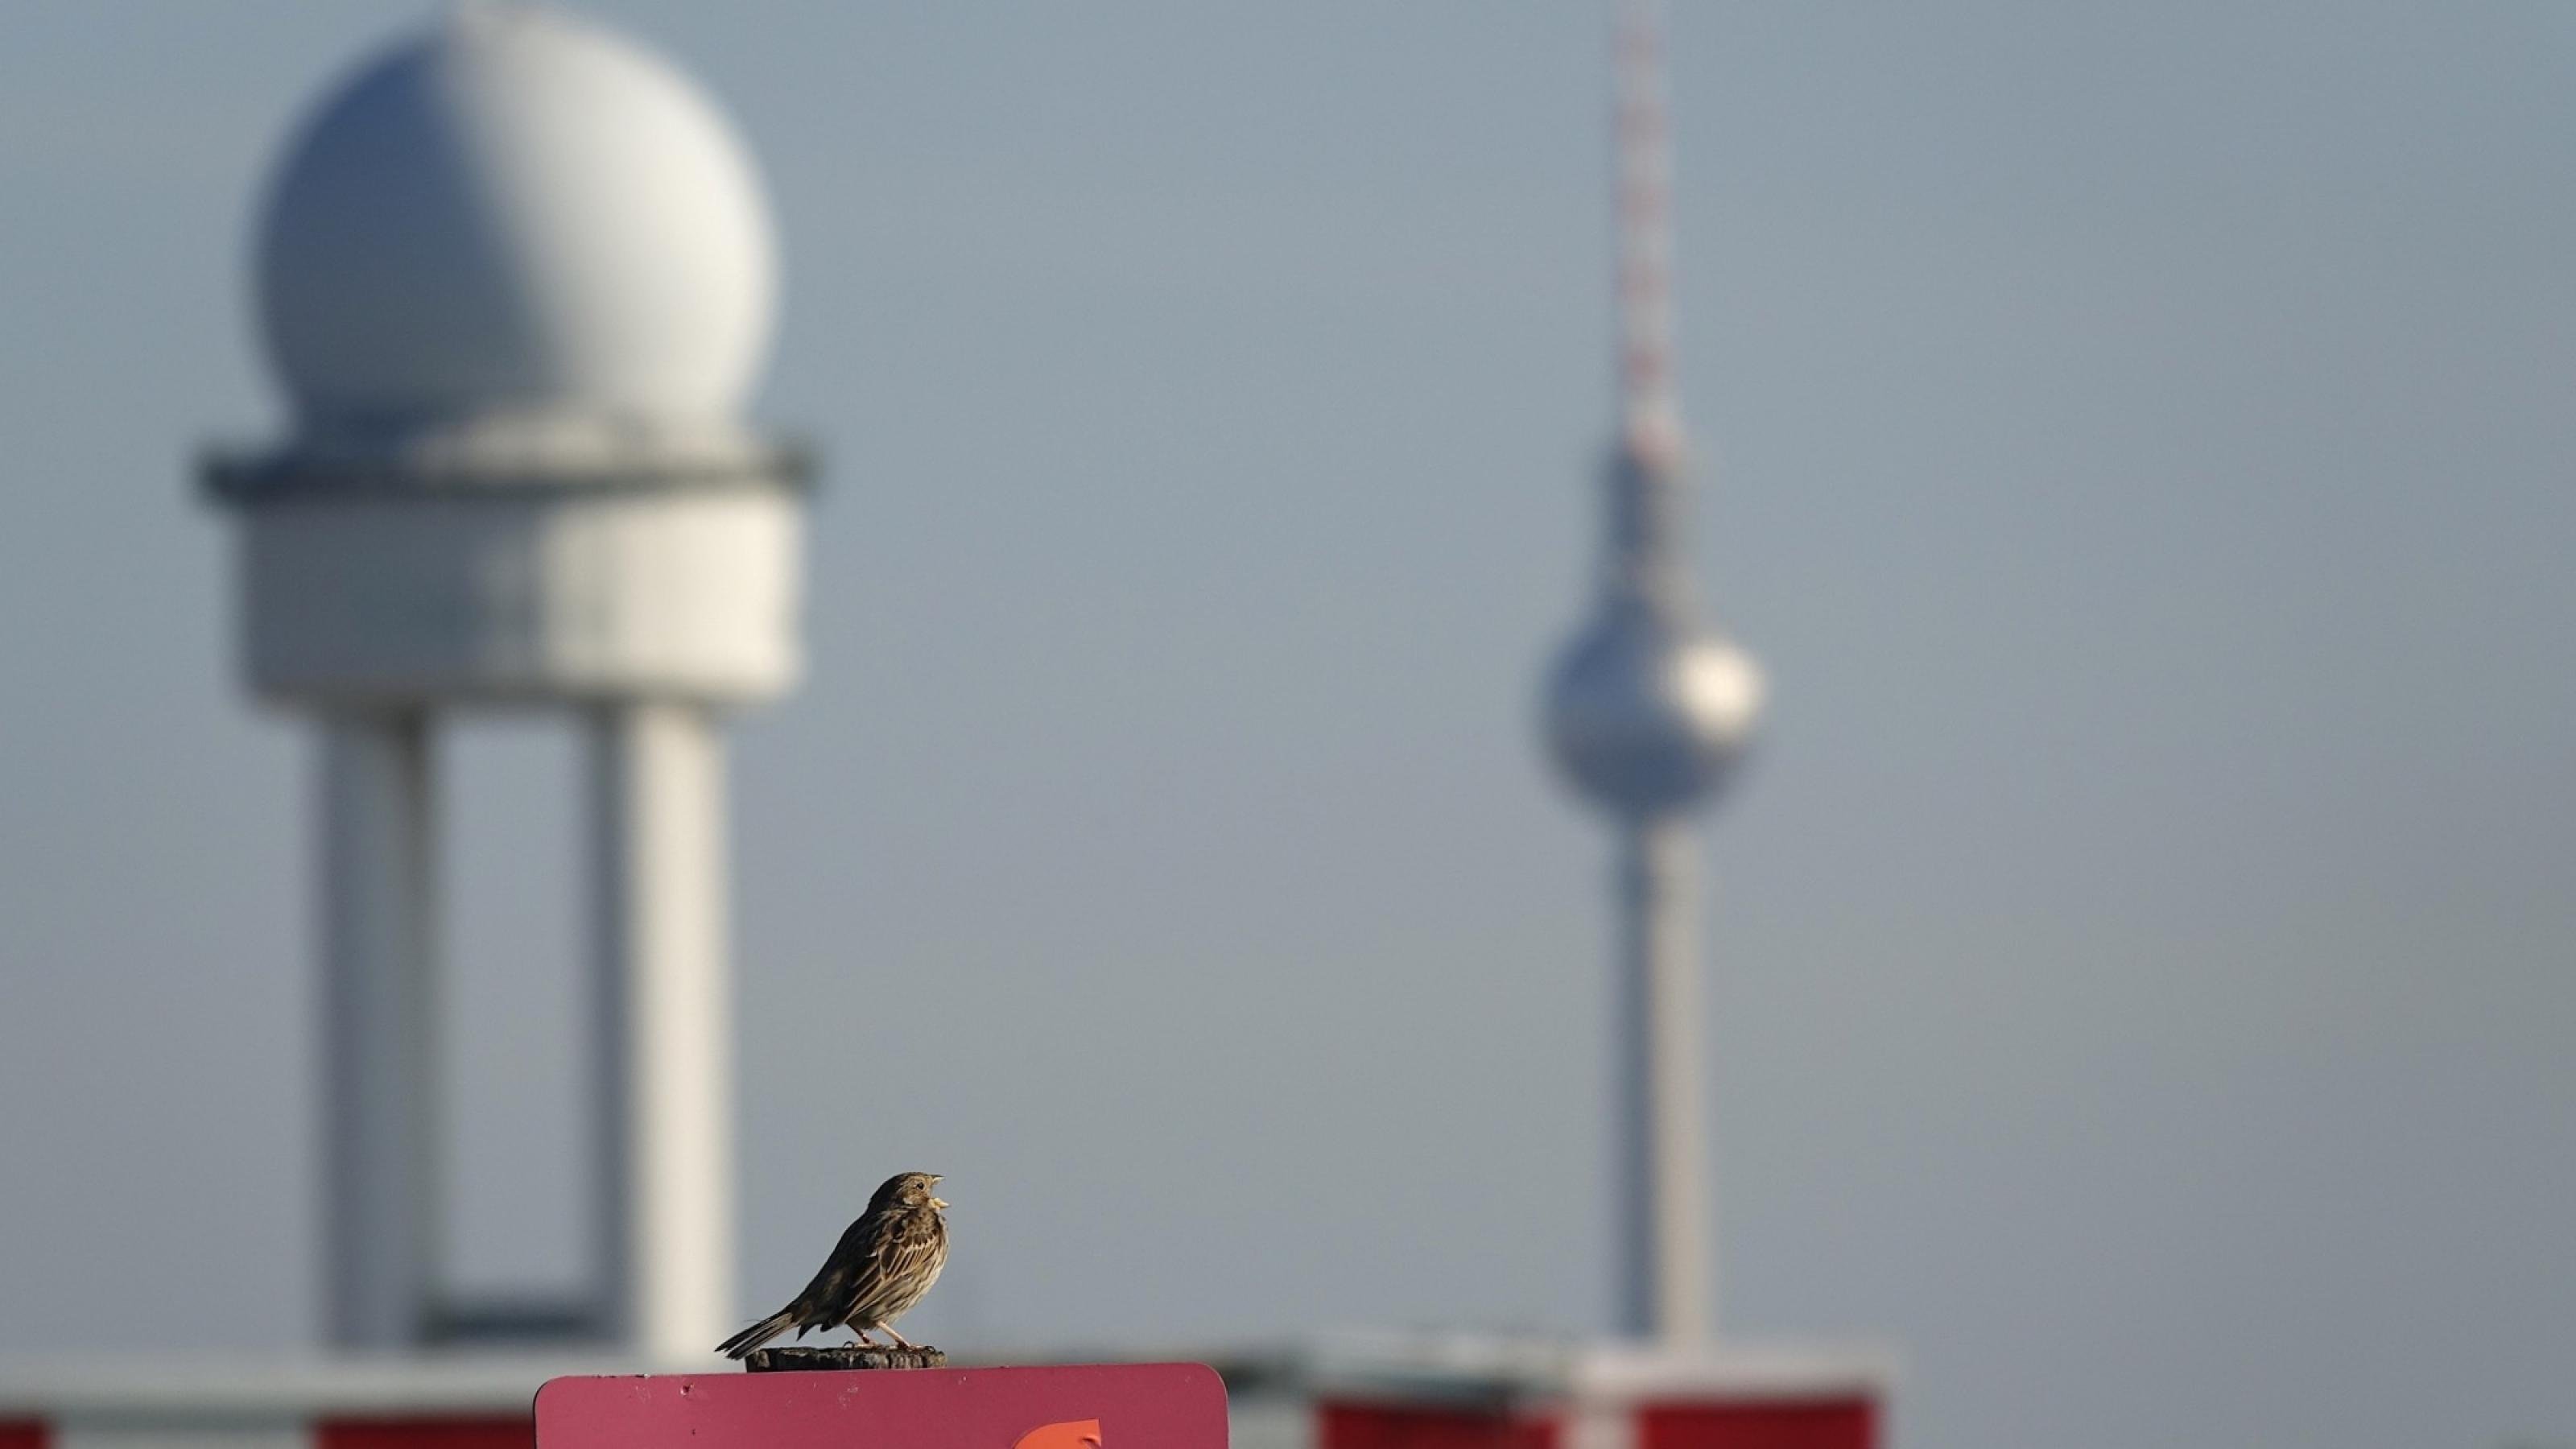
[1013,1420,1102,1449]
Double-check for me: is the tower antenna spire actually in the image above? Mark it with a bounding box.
[1614,0,1681,461]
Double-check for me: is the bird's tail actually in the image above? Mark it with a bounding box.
[716,1309,797,1359]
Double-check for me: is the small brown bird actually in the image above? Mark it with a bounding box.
[716,1171,952,1357]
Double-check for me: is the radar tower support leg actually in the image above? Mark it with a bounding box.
[318,709,440,1349]
[590,701,737,1360]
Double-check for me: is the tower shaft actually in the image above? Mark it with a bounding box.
[1613,815,1713,1341]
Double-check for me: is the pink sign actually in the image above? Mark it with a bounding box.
[536,1364,1226,1449]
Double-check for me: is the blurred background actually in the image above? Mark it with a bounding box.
[3,5,2574,1449]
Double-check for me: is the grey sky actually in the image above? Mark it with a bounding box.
[3,5,2573,1448]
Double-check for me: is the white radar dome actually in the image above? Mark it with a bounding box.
[254,3,778,432]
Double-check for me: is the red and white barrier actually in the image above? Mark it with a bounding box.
[1307,1337,1889,1449]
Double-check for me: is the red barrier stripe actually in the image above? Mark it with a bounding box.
[1317,1405,1560,1449]
[1637,1401,1876,1449]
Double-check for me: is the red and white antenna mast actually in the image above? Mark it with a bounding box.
[1614,0,1682,466]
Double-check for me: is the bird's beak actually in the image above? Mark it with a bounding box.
[931,1197,949,1209]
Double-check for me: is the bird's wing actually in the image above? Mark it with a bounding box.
[791,1214,883,1324]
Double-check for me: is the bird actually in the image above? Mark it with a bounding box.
[716,1170,951,1357]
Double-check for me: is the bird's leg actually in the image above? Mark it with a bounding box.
[877,1325,917,1349]
[848,1327,879,1347]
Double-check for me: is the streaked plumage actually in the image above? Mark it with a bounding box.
[716,1171,951,1357]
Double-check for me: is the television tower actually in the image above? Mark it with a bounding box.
[1542,0,1765,1344]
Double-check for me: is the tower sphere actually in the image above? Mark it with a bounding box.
[1546,616,1764,819]
[254,3,778,434]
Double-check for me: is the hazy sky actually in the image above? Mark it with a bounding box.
[4,6,2574,1448]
